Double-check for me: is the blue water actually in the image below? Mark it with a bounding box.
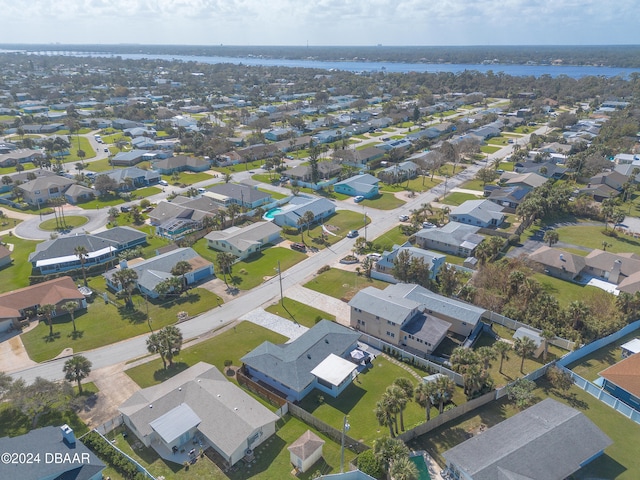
[263,207,282,220]
[409,455,432,480]
[25,51,640,78]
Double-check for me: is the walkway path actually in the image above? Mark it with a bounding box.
[240,308,309,342]
[284,284,351,325]
[380,353,424,382]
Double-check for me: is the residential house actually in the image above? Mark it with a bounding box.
[333,173,379,198]
[487,185,530,209]
[0,276,85,332]
[0,425,105,480]
[415,222,484,257]
[528,246,585,281]
[102,167,160,191]
[349,285,450,356]
[64,184,95,204]
[241,320,360,402]
[501,172,548,190]
[17,175,76,207]
[119,362,278,467]
[319,472,377,480]
[613,153,640,165]
[205,222,282,259]
[236,143,279,162]
[442,398,612,480]
[287,162,342,183]
[620,338,640,359]
[514,159,568,179]
[112,118,144,130]
[110,149,147,167]
[288,430,325,473]
[152,155,210,174]
[377,161,419,184]
[0,148,44,167]
[0,244,11,269]
[271,196,336,229]
[131,136,158,149]
[204,183,272,210]
[378,138,412,152]
[449,200,505,228]
[105,247,213,298]
[355,282,486,339]
[332,146,385,167]
[124,126,156,137]
[29,226,147,275]
[580,171,627,201]
[149,196,220,239]
[375,243,446,280]
[599,353,640,411]
[265,128,296,141]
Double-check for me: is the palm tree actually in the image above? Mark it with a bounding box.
[171,260,193,292]
[216,252,235,288]
[147,326,183,369]
[74,245,89,287]
[514,336,537,373]
[227,203,241,226]
[477,346,497,371]
[111,268,138,308]
[567,300,590,330]
[39,303,56,337]
[382,387,403,435]
[63,355,92,394]
[393,377,414,419]
[540,327,555,362]
[386,384,409,432]
[543,229,559,247]
[494,340,512,374]
[433,375,456,414]
[61,301,79,334]
[374,400,395,438]
[373,436,409,472]
[389,455,419,480]
[414,381,436,421]
[303,210,315,238]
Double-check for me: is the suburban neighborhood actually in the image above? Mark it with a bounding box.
[0,44,639,480]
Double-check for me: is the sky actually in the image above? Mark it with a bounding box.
[1,0,639,47]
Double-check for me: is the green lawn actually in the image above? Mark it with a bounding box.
[191,241,307,290]
[39,215,88,231]
[85,158,112,172]
[437,164,466,177]
[0,163,36,175]
[304,268,387,302]
[76,186,161,210]
[126,321,286,388]
[555,225,640,255]
[358,192,405,210]
[280,210,372,249]
[480,145,502,154]
[567,330,640,382]
[0,235,41,292]
[459,179,488,192]
[370,226,411,252]
[380,177,441,193]
[213,160,264,175]
[532,272,609,307]
[486,136,511,146]
[0,402,89,439]
[408,378,640,479]
[251,173,275,184]
[21,285,223,363]
[441,192,483,206]
[106,414,356,480]
[298,357,463,445]
[257,187,287,200]
[264,298,336,328]
[163,171,213,185]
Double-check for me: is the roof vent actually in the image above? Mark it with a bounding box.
[559,254,564,261]
[307,354,311,359]
[149,404,153,408]
[325,339,329,344]
[234,407,238,411]
[217,394,221,397]
[178,387,182,391]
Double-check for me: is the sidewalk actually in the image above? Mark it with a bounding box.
[283,284,351,325]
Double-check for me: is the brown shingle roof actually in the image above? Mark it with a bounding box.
[529,246,586,275]
[0,276,83,318]
[287,430,324,460]
[600,353,640,398]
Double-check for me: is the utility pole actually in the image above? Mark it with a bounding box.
[277,260,283,305]
[340,415,350,473]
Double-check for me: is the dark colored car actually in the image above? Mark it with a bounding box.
[290,242,307,252]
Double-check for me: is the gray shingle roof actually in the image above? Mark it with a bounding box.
[205,221,281,251]
[119,363,278,461]
[0,426,105,480]
[241,320,360,393]
[450,199,505,224]
[401,312,451,347]
[348,286,421,325]
[207,183,271,203]
[443,399,612,480]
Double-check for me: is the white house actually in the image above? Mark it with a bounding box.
[205,222,282,259]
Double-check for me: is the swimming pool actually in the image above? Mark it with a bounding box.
[409,454,432,480]
[263,207,282,220]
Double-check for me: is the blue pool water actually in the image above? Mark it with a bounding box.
[409,455,432,480]
[263,207,282,220]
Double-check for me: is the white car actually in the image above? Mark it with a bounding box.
[366,253,382,261]
[422,222,435,228]
[398,215,409,222]
[158,179,169,186]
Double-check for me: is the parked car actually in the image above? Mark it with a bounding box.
[158,179,169,186]
[398,214,409,222]
[290,242,307,252]
[347,230,359,238]
[197,187,206,193]
[120,206,131,213]
[366,253,382,261]
[354,195,365,203]
[422,222,435,228]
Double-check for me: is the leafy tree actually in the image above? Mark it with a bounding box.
[0,371,13,398]
[146,326,183,369]
[506,377,536,409]
[63,355,92,394]
[7,377,73,428]
[546,365,574,393]
[392,249,412,282]
[543,229,559,247]
[513,336,537,373]
[357,449,384,480]
[476,167,497,186]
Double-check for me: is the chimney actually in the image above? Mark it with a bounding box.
[61,424,76,445]
[119,259,128,269]
[610,259,623,284]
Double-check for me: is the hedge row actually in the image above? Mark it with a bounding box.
[82,431,149,480]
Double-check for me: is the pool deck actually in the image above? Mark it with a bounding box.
[411,450,445,480]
